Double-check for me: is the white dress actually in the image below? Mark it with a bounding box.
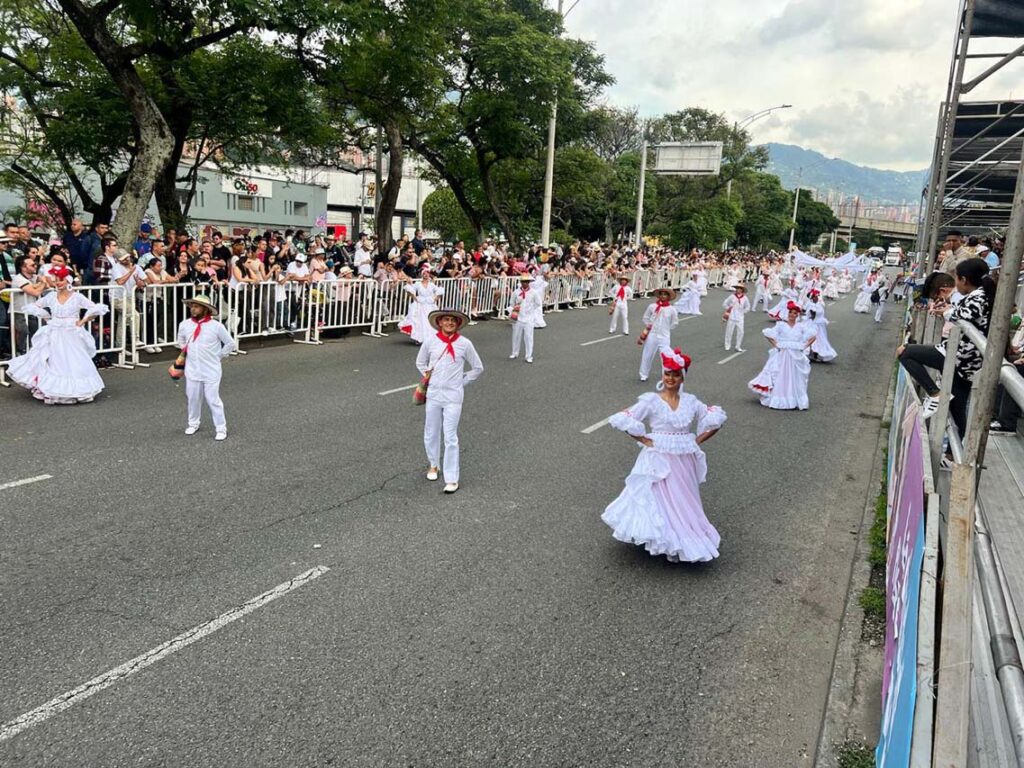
[854,277,877,313]
[673,281,702,316]
[7,291,109,404]
[602,392,728,562]
[747,321,816,410]
[806,300,837,362]
[767,287,799,321]
[823,275,840,300]
[694,269,709,296]
[400,281,443,343]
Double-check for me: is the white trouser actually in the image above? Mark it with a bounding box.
[512,321,534,358]
[874,300,885,322]
[610,303,629,334]
[753,290,771,311]
[424,399,462,483]
[186,379,226,431]
[639,333,669,379]
[725,319,745,350]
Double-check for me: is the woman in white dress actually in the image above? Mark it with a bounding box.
[400,270,444,344]
[673,278,702,316]
[854,270,880,313]
[767,279,800,321]
[748,302,817,410]
[602,347,727,563]
[693,266,709,296]
[7,267,109,404]
[768,268,784,296]
[838,269,854,294]
[823,272,840,300]
[805,290,837,362]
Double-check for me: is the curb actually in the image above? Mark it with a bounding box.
[812,360,898,767]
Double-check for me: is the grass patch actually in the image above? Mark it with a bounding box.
[836,741,875,768]
[859,586,885,622]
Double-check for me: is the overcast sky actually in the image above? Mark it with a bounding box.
[563,0,1022,171]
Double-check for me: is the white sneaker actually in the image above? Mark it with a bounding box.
[468,320,478,326]
[185,426,198,436]
[426,468,439,481]
[921,395,948,420]
[143,346,158,354]
[623,331,629,336]
[509,354,517,360]
[443,483,459,494]
[724,345,730,351]
[215,431,227,441]
[736,347,746,352]
[640,376,648,382]
[525,357,533,364]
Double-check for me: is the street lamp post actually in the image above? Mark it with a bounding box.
[540,0,567,248]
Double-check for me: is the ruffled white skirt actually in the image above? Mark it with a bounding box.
[400,300,436,343]
[748,348,811,410]
[602,437,720,563]
[674,292,702,316]
[809,322,837,362]
[853,291,872,313]
[7,323,104,404]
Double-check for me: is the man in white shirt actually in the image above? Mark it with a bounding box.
[11,253,46,353]
[608,273,633,335]
[176,294,236,440]
[723,285,750,352]
[416,309,484,494]
[639,287,680,381]
[354,233,373,277]
[286,252,310,330]
[509,274,543,363]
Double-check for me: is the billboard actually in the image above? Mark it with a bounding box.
[653,142,724,176]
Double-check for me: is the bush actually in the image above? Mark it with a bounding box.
[859,586,885,622]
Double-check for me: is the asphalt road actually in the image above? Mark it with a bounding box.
[0,287,900,767]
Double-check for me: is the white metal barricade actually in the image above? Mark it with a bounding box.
[133,282,204,364]
[306,278,379,342]
[375,279,415,335]
[225,280,312,349]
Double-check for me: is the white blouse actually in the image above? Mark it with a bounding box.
[610,392,727,455]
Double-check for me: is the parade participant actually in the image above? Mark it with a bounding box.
[399,268,443,344]
[767,279,800,321]
[509,273,543,363]
[601,347,727,563]
[608,273,633,335]
[693,264,709,296]
[416,309,484,494]
[532,268,548,327]
[854,269,880,313]
[748,301,817,410]
[805,290,837,362]
[7,266,109,404]
[768,267,784,296]
[873,275,889,323]
[673,276,702,316]
[176,294,236,440]
[823,271,840,300]
[723,284,750,352]
[638,287,679,382]
[752,271,773,312]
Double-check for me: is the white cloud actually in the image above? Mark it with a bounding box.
[562,0,1006,171]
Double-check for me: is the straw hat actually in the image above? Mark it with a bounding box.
[616,273,631,283]
[652,286,677,302]
[183,294,217,313]
[428,309,470,331]
[518,274,535,282]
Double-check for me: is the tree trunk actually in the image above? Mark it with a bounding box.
[375,120,404,255]
[407,137,485,242]
[476,150,519,254]
[58,0,175,241]
[604,210,614,245]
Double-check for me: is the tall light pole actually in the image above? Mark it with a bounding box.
[724,104,792,249]
[540,0,578,247]
[787,158,827,251]
[634,138,648,247]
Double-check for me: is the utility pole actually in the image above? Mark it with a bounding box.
[788,186,801,251]
[634,139,648,248]
[539,0,565,247]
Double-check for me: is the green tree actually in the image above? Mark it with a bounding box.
[732,172,791,249]
[422,187,478,244]
[792,188,840,248]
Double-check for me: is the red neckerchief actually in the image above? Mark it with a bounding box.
[519,287,528,299]
[617,285,627,300]
[436,331,460,360]
[189,315,211,345]
[654,300,670,313]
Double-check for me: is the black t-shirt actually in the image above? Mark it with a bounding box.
[211,245,231,279]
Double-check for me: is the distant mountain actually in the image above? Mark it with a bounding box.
[763,143,928,206]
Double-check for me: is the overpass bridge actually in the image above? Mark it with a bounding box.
[837,214,917,241]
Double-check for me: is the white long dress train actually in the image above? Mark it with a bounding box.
[747,321,816,410]
[674,281,702,316]
[602,392,728,562]
[806,300,837,362]
[7,291,109,404]
[400,282,443,343]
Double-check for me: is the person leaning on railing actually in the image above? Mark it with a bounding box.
[897,258,996,435]
[990,308,1024,435]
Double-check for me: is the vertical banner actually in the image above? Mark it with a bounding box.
[877,407,926,767]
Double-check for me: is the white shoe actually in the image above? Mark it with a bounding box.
[426,468,439,481]
[623,331,629,336]
[724,345,730,351]
[185,426,198,436]
[609,330,615,334]
[921,395,948,420]
[525,357,533,364]
[509,354,517,359]
[736,347,745,352]
[143,346,158,354]
[215,431,227,441]
[640,376,648,382]
[443,483,459,494]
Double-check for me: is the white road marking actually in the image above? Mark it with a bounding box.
[717,351,746,365]
[0,474,53,491]
[581,416,612,434]
[0,565,330,744]
[580,335,625,346]
[378,383,417,396]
